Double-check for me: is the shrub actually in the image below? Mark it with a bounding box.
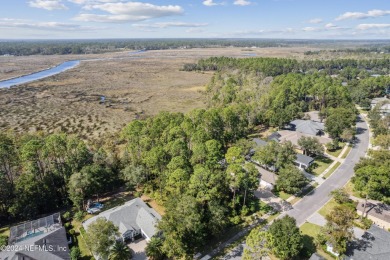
[240,205,250,216]
[62,211,71,221]
[0,235,8,247]
[230,215,242,225]
[70,246,81,260]
[361,218,373,230]
[74,211,85,222]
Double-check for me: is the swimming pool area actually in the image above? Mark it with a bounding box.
[16,230,44,243]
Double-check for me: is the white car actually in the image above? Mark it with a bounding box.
[87,207,101,214]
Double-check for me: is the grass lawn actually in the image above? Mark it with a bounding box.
[71,216,95,260]
[323,162,341,179]
[300,223,334,260]
[345,181,362,198]
[290,183,317,205]
[326,142,345,158]
[309,156,333,176]
[301,222,322,239]
[341,145,352,159]
[318,199,338,217]
[277,191,293,200]
[0,226,10,237]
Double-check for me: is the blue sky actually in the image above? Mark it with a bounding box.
[0,0,389,39]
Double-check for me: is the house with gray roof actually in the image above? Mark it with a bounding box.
[294,154,314,170]
[0,213,70,260]
[371,97,390,117]
[346,225,390,260]
[250,138,314,170]
[83,198,161,242]
[268,132,281,142]
[288,119,325,136]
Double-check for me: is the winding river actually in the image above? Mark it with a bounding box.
[0,60,80,89]
[0,50,148,89]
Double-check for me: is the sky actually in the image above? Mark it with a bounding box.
[0,0,390,39]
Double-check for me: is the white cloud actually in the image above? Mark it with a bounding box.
[336,9,390,21]
[0,20,99,31]
[186,28,205,33]
[203,0,223,6]
[357,24,390,30]
[74,2,183,22]
[29,0,68,10]
[233,0,252,6]
[67,0,122,4]
[302,27,319,32]
[133,22,208,29]
[308,18,322,24]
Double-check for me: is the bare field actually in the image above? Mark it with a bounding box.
[0,47,314,140]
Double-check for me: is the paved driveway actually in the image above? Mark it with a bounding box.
[128,238,147,260]
[283,115,369,226]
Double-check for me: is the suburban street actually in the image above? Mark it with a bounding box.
[220,115,369,259]
[283,115,369,226]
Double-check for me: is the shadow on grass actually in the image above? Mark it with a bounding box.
[298,234,317,259]
[316,156,333,164]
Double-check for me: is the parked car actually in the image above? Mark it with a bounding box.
[90,202,104,209]
[87,207,101,214]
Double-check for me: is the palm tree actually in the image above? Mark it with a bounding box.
[145,237,164,260]
[109,241,132,260]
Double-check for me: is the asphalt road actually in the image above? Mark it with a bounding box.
[220,115,369,260]
[284,115,369,226]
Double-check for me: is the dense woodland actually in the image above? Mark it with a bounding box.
[0,39,389,56]
[1,54,389,258]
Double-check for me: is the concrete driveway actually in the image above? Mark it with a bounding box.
[128,238,147,260]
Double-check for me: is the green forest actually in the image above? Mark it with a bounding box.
[1,54,389,258]
[1,39,390,56]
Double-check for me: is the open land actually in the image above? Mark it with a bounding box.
[0,47,318,140]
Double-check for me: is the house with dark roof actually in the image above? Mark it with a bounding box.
[251,138,314,170]
[267,132,281,142]
[83,198,161,242]
[0,213,70,260]
[288,119,325,136]
[346,225,390,260]
[294,154,314,170]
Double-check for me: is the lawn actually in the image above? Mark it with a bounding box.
[309,156,333,176]
[326,142,345,158]
[300,222,322,239]
[318,199,338,217]
[300,223,335,260]
[277,191,293,200]
[0,226,10,237]
[71,216,95,260]
[345,181,362,198]
[341,145,352,159]
[323,162,341,179]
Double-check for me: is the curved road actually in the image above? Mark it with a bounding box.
[283,115,369,226]
[220,115,369,259]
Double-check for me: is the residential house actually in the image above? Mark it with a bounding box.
[294,154,314,170]
[371,97,390,117]
[356,201,390,229]
[267,132,281,142]
[288,119,325,136]
[346,225,390,260]
[251,138,314,170]
[0,213,70,260]
[83,198,161,242]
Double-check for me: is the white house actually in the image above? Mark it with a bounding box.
[83,198,161,242]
